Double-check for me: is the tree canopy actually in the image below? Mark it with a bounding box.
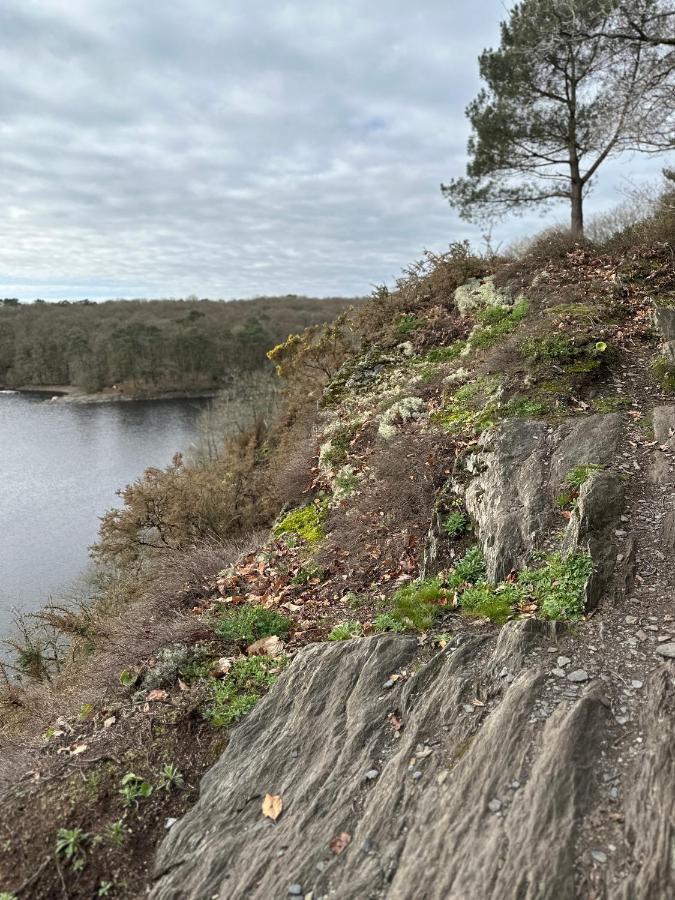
[443,0,674,236]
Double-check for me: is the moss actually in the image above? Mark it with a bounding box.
[423,341,466,364]
[215,605,292,643]
[546,302,601,321]
[520,335,578,362]
[590,395,631,412]
[207,655,287,727]
[467,300,529,350]
[431,376,502,435]
[651,355,675,393]
[319,423,359,468]
[327,621,363,641]
[273,501,328,544]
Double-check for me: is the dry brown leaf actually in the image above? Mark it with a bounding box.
[247,635,286,657]
[329,832,351,854]
[262,793,283,822]
[147,689,169,702]
[209,657,234,678]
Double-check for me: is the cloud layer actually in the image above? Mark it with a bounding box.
[0,1,666,300]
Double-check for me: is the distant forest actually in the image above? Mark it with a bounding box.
[0,295,357,394]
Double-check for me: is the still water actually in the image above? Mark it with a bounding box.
[0,392,206,635]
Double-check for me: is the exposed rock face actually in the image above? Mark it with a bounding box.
[457,414,623,583]
[151,627,673,900]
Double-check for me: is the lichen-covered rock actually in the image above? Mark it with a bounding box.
[453,276,513,317]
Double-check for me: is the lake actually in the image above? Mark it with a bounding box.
[0,391,207,637]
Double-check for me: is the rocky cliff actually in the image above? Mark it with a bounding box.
[1,237,674,899]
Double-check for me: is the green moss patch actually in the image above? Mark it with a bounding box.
[273,501,328,544]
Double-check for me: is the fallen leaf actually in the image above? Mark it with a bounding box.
[147,689,169,702]
[387,711,403,732]
[68,743,88,756]
[262,793,283,822]
[209,657,234,678]
[329,832,351,854]
[247,635,286,657]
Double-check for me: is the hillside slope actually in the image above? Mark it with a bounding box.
[1,229,673,899]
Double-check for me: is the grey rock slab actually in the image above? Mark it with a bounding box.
[150,630,614,900]
[656,642,675,659]
[567,670,590,683]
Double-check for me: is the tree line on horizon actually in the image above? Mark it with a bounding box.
[0,295,358,394]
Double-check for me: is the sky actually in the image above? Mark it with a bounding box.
[0,0,669,301]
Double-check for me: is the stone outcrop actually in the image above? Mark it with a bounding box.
[456,413,623,583]
[151,625,673,900]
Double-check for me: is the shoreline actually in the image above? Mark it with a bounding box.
[4,384,217,404]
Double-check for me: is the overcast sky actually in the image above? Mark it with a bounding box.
[0,0,668,301]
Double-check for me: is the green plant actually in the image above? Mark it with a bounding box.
[447,545,487,587]
[215,604,291,643]
[442,509,470,538]
[118,669,137,688]
[158,764,185,791]
[328,621,363,641]
[0,893,19,900]
[397,313,424,334]
[373,613,406,633]
[556,463,603,509]
[518,552,593,620]
[273,501,328,544]
[119,773,153,808]
[207,655,287,727]
[98,883,114,898]
[520,334,577,361]
[320,423,359,468]
[291,563,325,585]
[344,591,367,608]
[391,579,449,631]
[106,819,128,846]
[459,582,518,623]
[55,827,90,865]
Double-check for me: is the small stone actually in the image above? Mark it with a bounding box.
[631,680,643,689]
[635,630,648,641]
[164,818,177,830]
[551,668,566,678]
[615,716,628,725]
[411,771,422,781]
[383,680,395,689]
[625,616,638,625]
[462,704,474,713]
[288,886,303,897]
[657,635,671,642]
[365,769,379,781]
[567,670,589,683]
[656,642,675,658]
[499,667,508,678]
[646,625,659,632]
[591,850,608,864]
[487,798,502,813]
[557,656,571,668]
[510,780,520,790]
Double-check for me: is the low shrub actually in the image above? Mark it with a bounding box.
[215,604,292,643]
[327,621,363,641]
[207,655,286,727]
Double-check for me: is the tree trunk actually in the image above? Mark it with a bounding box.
[570,179,584,238]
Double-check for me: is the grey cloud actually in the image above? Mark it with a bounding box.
[0,0,668,301]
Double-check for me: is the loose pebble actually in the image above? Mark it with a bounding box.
[656,642,675,659]
[487,799,502,813]
[567,670,589,683]
[625,616,638,625]
[557,656,571,668]
[365,769,379,781]
[591,851,608,864]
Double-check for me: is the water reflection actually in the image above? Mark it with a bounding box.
[0,393,206,631]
